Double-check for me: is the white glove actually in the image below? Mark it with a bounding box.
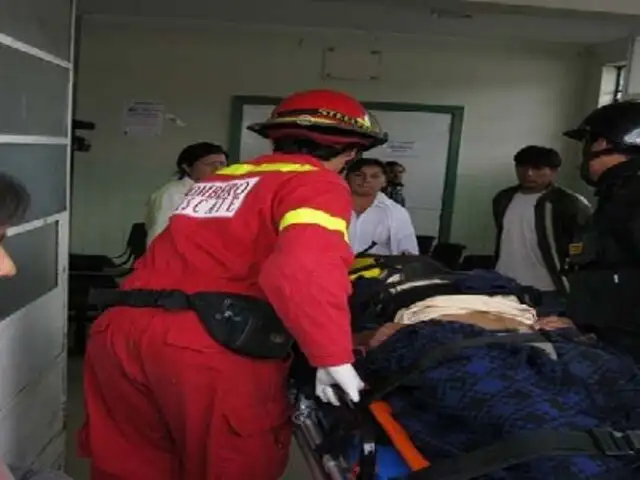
[315,364,365,406]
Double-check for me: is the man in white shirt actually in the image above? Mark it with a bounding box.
[493,146,591,315]
[346,158,419,255]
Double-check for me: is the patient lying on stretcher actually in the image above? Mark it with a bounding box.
[348,288,639,479]
[354,292,579,350]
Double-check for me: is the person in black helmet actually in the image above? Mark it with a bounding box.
[563,100,640,361]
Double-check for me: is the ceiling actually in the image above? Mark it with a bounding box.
[78,0,640,45]
[466,0,640,17]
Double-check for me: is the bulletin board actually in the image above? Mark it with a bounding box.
[227,96,464,242]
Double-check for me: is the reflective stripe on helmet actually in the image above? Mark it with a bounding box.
[247,89,389,150]
[217,162,318,175]
[278,207,348,242]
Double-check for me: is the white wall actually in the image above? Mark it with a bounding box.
[73,18,591,254]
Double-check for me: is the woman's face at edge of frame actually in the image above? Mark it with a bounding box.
[0,227,16,278]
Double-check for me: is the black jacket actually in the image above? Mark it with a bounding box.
[493,185,592,294]
[590,160,640,264]
[567,160,640,340]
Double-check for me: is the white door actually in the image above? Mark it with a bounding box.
[0,0,75,469]
[367,110,451,237]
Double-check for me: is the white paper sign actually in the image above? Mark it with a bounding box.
[123,101,165,137]
[383,140,418,160]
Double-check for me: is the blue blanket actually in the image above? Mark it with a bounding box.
[357,322,640,479]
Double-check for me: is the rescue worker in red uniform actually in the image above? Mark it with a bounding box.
[79,89,389,480]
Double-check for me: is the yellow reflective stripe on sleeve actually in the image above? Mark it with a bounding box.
[278,207,348,242]
[217,163,317,176]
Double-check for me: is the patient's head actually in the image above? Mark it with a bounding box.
[346,157,387,198]
[0,174,31,277]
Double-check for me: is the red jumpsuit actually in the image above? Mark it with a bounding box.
[79,154,355,479]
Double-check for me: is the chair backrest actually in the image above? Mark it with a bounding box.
[126,223,148,260]
[431,242,467,270]
[416,235,436,255]
[69,253,116,272]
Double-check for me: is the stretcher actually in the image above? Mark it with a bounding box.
[288,254,442,480]
[289,344,640,480]
[290,387,426,480]
[290,254,640,480]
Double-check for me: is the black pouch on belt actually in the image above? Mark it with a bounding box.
[189,292,293,359]
[89,289,294,359]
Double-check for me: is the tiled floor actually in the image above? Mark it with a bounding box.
[64,357,312,479]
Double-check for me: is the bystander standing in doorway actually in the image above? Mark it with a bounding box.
[383,161,406,206]
[493,146,591,315]
[347,158,418,255]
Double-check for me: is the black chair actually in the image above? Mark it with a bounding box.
[68,223,148,355]
[416,235,436,255]
[69,222,148,273]
[430,242,467,270]
[459,254,496,271]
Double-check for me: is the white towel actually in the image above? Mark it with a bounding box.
[394,294,537,327]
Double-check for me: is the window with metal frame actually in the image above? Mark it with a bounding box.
[613,64,627,103]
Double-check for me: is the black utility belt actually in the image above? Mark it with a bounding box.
[88,289,293,359]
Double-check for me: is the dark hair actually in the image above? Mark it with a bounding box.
[0,173,30,228]
[346,157,386,176]
[385,161,404,170]
[176,142,228,179]
[272,137,359,162]
[514,145,562,169]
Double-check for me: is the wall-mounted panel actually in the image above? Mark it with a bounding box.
[0,290,65,433]
[0,357,65,465]
[0,144,67,222]
[0,44,69,136]
[0,0,72,60]
[0,223,58,320]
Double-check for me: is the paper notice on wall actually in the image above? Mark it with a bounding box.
[382,140,419,160]
[123,101,165,137]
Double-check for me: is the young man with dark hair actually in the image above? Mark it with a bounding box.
[493,146,591,313]
[347,157,418,255]
[383,160,406,206]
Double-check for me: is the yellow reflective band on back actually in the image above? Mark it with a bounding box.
[279,208,348,242]
[217,163,317,176]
